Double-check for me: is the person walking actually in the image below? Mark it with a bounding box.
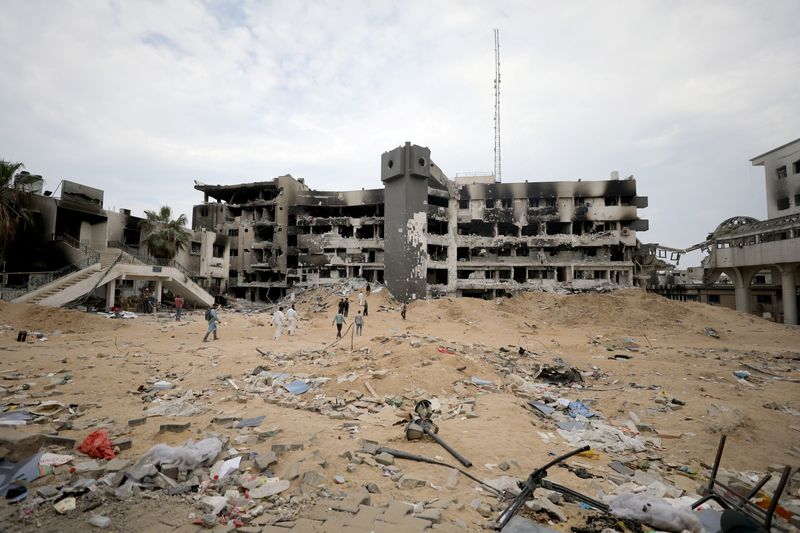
[343,298,350,317]
[332,311,346,339]
[401,303,407,320]
[174,294,184,321]
[272,306,285,340]
[366,283,371,296]
[286,305,298,336]
[203,303,219,342]
[363,299,368,317]
[354,311,364,336]
[338,298,345,315]
[358,291,365,307]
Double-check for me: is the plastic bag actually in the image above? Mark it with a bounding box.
[609,493,704,533]
[139,437,222,472]
[77,429,116,460]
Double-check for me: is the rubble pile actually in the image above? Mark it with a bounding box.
[1,287,799,532]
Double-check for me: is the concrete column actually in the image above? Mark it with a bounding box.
[381,142,431,302]
[730,267,754,315]
[105,279,116,310]
[780,267,798,325]
[734,284,751,314]
[155,280,163,303]
[445,197,458,294]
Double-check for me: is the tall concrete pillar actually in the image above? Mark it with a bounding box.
[381,142,432,302]
[734,285,751,314]
[731,267,753,314]
[155,280,163,303]
[780,266,798,325]
[105,279,116,310]
[445,196,458,293]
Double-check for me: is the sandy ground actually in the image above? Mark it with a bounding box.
[1,287,799,532]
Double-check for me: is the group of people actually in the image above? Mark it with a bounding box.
[199,281,415,343]
[271,304,298,340]
[332,285,372,339]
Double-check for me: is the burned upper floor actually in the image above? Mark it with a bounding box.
[191,143,649,301]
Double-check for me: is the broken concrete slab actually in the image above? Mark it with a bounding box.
[112,437,132,451]
[526,497,566,522]
[415,508,442,524]
[158,422,190,433]
[332,492,370,513]
[374,452,394,466]
[105,458,130,472]
[249,479,290,499]
[397,475,427,490]
[254,451,278,472]
[501,515,561,533]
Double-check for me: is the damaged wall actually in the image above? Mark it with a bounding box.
[382,143,431,302]
[191,142,649,302]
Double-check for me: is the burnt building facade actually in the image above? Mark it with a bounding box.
[193,143,649,302]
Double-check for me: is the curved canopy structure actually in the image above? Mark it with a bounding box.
[713,216,759,235]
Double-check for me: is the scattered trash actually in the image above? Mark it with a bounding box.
[53,496,77,514]
[337,372,359,383]
[707,403,748,434]
[0,451,42,498]
[609,493,703,533]
[283,380,310,395]
[533,361,583,384]
[528,401,555,417]
[235,416,266,428]
[146,393,206,417]
[733,370,751,380]
[210,456,241,480]
[87,514,112,528]
[140,438,223,471]
[703,327,720,339]
[39,452,75,468]
[77,429,116,460]
[29,401,66,416]
[0,410,32,427]
[567,400,597,419]
[470,376,493,387]
[609,354,633,360]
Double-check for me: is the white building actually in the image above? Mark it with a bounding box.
[751,137,800,219]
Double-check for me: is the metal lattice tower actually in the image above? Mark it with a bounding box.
[493,28,501,182]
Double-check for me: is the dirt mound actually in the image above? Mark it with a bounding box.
[0,301,125,335]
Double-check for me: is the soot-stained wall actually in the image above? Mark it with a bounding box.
[382,143,432,302]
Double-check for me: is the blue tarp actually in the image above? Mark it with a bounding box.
[567,400,597,419]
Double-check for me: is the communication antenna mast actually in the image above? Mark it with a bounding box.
[493,28,501,182]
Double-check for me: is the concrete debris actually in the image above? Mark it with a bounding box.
[1,283,797,533]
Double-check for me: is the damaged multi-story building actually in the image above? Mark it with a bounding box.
[646,137,800,324]
[0,177,219,308]
[193,143,648,302]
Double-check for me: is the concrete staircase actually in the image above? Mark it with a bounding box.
[101,248,126,268]
[14,264,104,306]
[13,252,214,308]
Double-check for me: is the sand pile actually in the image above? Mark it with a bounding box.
[0,286,798,532]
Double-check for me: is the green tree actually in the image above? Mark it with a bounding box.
[0,159,32,258]
[139,206,191,261]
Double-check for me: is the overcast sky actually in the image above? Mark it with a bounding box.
[2,1,798,266]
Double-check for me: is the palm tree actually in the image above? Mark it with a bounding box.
[139,206,191,261]
[0,159,31,257]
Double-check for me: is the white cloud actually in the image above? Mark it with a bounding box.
[1,0,798,262]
